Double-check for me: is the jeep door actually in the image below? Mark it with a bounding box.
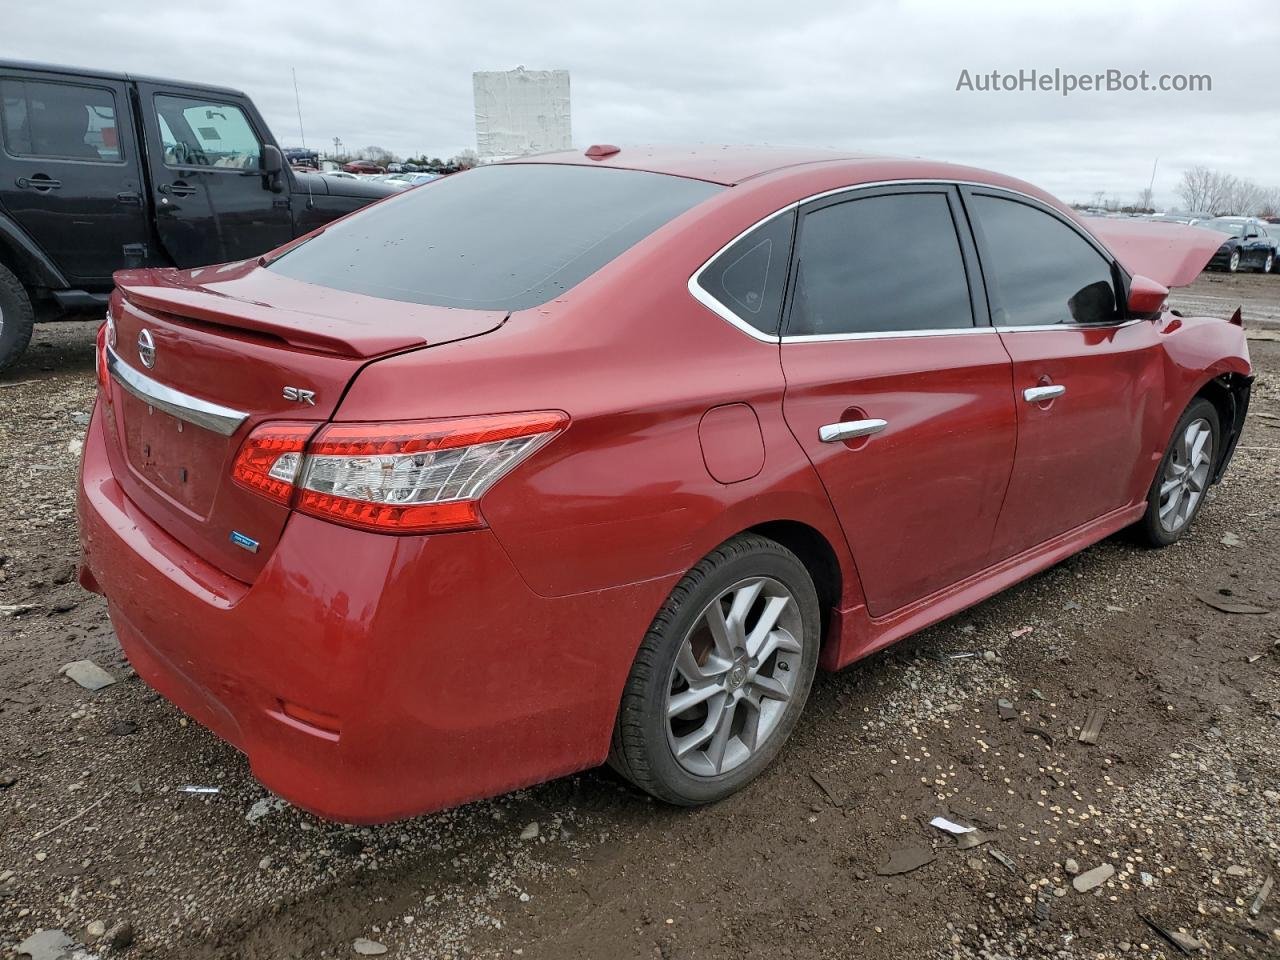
[0,69,150,287]
[134,83,293,267]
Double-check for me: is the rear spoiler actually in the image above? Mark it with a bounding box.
[1083,218,1227,289]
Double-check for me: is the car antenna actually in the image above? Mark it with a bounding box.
[292,67,314,209]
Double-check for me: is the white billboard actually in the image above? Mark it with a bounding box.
[473,67,572,160]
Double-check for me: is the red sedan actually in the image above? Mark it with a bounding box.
[79,146,1252,822]
[340,159,385,175]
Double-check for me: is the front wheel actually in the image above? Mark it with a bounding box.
[1135,398,1220,547]
[1263,252,1275,274]
[1227,250,1241,273]
[609,533,821,806]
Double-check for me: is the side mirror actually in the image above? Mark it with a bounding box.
[1127,275,1169,316]
[261,145,286,193]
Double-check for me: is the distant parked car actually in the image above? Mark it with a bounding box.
[1204,217,1277,273]
[1262,224,1280,273]
[386,173,441,189]
[341,159,385,175]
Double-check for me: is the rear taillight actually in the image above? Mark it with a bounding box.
[231,411,567,533]
[230,423,314,505]
[94,313,115,398]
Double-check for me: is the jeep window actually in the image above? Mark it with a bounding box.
[269,164,722,311]
[0,79,122,162]
[153,95,262,170]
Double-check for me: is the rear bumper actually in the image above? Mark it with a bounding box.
[78,402,666,822]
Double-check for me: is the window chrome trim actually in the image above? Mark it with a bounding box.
[687,178,1117,345]
[106,345,249,436]
[784,326,996,343]
[993,317,1146,334]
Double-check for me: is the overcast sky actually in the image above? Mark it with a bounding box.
[7,0,1277,207]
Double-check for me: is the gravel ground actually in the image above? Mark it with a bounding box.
[1,273,1278,960]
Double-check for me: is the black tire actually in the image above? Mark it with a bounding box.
[1263,252,1275,275]
[1135,398,1220,548]
[1226,250,1240,273]
[609,533,821,806]
[0,263,35,374]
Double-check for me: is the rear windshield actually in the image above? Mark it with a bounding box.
[269,164,721,310]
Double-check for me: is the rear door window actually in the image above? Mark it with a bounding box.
[968,194,1119,327]
[695,211,795,335]
[0,78,121,162]
[786,191,975,337]
[269,164,721,311]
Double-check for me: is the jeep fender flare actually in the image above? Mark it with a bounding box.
[0,212,68,291]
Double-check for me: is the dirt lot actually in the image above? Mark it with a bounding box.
[1,272,1278,960]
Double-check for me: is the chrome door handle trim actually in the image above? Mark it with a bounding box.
[107,345,248,436]
[1023,385,1066,403]
[818,418,888,443]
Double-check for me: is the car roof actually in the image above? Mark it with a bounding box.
[507,145,881,186]
[0,59,247,99]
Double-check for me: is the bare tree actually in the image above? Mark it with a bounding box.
[356,145,396,165]
[1136,186,1155,212]
[1177,166,1236,214]
[451,149,479,170]
[1226,178,1266,216]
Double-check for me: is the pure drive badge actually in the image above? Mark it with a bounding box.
[230,530,260,553]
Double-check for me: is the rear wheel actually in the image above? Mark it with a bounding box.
[609,533,820,805]
[1135,398,1220,547]
[0,263,35,374]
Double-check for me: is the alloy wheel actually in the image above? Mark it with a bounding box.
[664,576,804,777]
[1158,417,1213,534]
[1228,250,1240,272]
[1265,254,1275,273]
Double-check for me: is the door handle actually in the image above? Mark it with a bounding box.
[115,191,141,205]
[159,182,197,197]
[819,418,888,443]
[16,176,62,190]
[1023,384,1066,403]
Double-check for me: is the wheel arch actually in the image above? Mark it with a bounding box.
[746,519,843,643]
[1193,371,1253,482]
[0,213,67,291]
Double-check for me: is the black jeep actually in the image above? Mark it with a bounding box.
[0,60,398,370]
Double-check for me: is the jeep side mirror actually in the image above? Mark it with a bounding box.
[1127,275,1169,316]
[261,145,285,193]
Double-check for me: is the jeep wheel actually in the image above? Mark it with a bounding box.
[0,263,35,374]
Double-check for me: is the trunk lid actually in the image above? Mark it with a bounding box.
[102,263,506,582]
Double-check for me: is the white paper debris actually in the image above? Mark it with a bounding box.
[930,816,977,835]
